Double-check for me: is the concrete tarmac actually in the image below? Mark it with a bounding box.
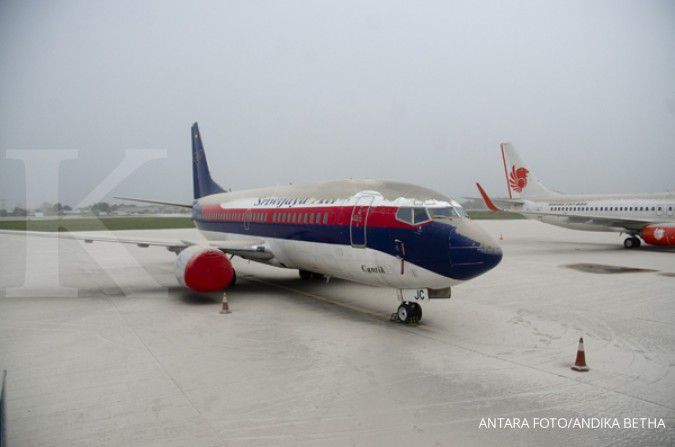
[1,220,674,446]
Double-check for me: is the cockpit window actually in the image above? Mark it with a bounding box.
[428,207,457,218]
[413,207,430,224]
[427,206,467,219]
[396,207,430,225]
[395,207,413,224]
[455,206,468,218]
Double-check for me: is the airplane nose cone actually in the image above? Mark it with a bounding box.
[447,222,503,280]
[478,242,503,272]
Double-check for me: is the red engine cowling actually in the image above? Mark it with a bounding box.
[641,224,675,246]
[175,246,234,292]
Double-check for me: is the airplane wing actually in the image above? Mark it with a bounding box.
[513,210,652,232]
[0,230,273,259]
[113,196,193,208]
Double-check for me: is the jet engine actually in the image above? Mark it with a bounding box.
[641,224,675,246]
[175,246,234,292]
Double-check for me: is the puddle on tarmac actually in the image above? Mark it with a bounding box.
[563,263,657,274]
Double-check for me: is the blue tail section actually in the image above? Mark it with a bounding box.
[191,122,225,199]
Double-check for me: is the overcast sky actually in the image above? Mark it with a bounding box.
[1,0,674,208]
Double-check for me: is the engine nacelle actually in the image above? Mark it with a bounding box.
[175,246,234,292]
[641,224,675,246]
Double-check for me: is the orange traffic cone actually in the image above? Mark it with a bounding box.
[220,292,231,314]
[571,337,589,371]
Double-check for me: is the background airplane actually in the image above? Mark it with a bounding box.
[2,123,503,324]
[476,143,675,249]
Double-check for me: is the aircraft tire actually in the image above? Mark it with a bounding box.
[624,237,640,249]
[397,304,410,323]
[410,303,423,323]
[397,303,422,324]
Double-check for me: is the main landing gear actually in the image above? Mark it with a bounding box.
[299,269,325,280]
[623,236,641,249]
[392,302,422,324]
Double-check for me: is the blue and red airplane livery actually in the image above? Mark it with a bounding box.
[7,123,503,323]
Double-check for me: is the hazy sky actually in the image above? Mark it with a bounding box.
[1,0,674,208]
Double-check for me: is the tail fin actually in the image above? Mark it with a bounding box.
[192,122,225,199]
[476,182,501,212]
[500,143,557,199]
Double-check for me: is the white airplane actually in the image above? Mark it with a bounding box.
[476,143,675,249]
[2,123,502,323]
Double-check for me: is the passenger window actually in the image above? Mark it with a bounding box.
[413,207,430,224]
[396,207,413,224]
[303,213,308,224]
[309,213,314,224]
[323,212,328,224]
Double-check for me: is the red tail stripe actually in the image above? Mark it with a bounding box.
[500,143,512,199]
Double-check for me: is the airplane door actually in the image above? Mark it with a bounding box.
[350,195,375,247]
[244,209,252,231]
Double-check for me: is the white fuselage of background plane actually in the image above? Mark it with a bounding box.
[516,193,675,232]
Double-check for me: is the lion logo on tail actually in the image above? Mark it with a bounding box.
[508,165,529,192]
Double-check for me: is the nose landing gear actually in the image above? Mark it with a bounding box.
[391,302,422,324]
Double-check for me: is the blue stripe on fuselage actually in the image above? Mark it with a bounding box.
[194,218,497,281]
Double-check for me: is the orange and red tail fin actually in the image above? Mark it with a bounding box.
[476,183,501,212]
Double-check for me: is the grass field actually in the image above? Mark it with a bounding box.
[0,217,195,232]
[466,210,525,220]
[0,212,523,232]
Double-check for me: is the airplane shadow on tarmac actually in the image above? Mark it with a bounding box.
[167,272,395,325]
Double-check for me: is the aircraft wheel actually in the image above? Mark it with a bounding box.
[624,237,640,249]
[397,303,411,323]
[397,303,421,324]
[299,270,313,280]
[410,302,423,323]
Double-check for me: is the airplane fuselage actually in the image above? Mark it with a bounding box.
[515,194,675,233]
[191,179,503,290]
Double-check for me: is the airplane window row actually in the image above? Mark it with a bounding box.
[550,205,663,212]
[272,211,329,225]
[396,207,431,225]
[201,210,329,225]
